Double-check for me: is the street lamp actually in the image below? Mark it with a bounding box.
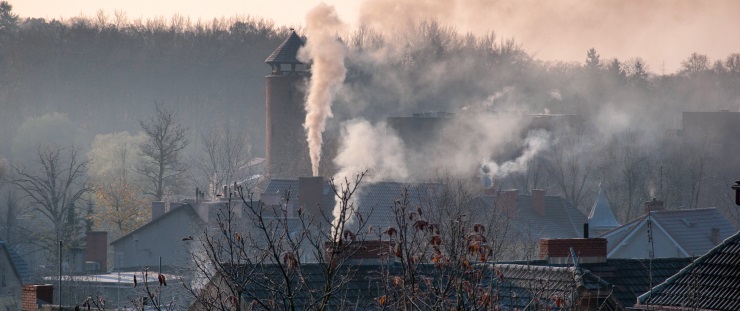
[732,181,740,206]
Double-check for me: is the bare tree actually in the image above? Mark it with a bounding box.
[544,124,597,210]
[188,173,371,311]
[138,103,189,201]
[191,124,252,197]
[10,145,89,250]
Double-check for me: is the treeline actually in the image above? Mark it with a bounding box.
[1,2,740,231]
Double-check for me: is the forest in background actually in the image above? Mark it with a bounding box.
[2,1,740,273]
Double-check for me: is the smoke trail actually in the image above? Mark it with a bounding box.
[299,4,348,176]
[481,130,550,178]
[331,119,409,229]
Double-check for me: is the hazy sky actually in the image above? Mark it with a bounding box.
[14,0,740,73]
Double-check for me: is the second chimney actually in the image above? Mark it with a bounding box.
[151,201,165,221]
[644,198,664,214]
[531,189,546,216]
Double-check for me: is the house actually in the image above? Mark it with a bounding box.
[0,239,29,310]
[599,199,736,258]
[110,201,205,272]
[634,230,740,310]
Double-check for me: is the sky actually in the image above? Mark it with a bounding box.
[14,0,740,74]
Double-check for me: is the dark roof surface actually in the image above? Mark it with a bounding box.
[637,230,740,310]
[265,31,305,64]
[0,240,29,283]
[477,194,587,239]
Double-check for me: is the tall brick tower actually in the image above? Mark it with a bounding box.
[265,31,312,178]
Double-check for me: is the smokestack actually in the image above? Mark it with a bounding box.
[643,198,664,214]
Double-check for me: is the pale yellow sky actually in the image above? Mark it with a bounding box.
[12,0,740,73]
[14,0,361,28]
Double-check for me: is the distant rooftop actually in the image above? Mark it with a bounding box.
[265,30,305,65]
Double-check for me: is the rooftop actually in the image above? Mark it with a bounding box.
[264,30,305,65]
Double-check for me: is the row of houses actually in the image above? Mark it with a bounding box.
[6,176,740,310]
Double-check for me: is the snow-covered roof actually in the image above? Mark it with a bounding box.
[588,184,620,230]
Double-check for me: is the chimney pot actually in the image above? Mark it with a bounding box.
[644,198,664,214]
[583,223,589,238]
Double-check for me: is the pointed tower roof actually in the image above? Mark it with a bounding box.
[588,184,620,230]
[265,30,306,65]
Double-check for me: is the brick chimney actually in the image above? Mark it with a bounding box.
[498,189,519,218]
[85,231,107,272]
[325,240,393,264]
[22,284,53,311]
[531,189,546,216]
[151,201,165,220]
[643,198,664,214]
[299,176,324,218]
[539,238,607,264]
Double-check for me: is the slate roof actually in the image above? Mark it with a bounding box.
[601,208,736,257]
[265,31,306,65]
[0,240,29,284]
[505,258,691,308]
[588,185,620,231]
[203,262,618,310]
[476,193,587,239]
[636,230,740,310]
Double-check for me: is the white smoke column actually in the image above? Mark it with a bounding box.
[483,130,550,178]
[299,4,348,176]
[331,119,409,230]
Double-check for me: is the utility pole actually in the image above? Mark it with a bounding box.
[59,240,62,308]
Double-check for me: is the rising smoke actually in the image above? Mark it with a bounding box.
[480,130,550,179]
[299,4,348,176]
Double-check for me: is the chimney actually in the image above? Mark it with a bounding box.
[711,227,720,244]
[22,284,54,311]
[85,231,107,272]
[583,223,589,239]
[539,238,607,264]
[643,198,664,214]
[299,176,324,218]
[151,201,165,220]
[531,189,546,216]
[497,189,519,218]
[324,240,393,264]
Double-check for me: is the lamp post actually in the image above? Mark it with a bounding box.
[732,181,740,206]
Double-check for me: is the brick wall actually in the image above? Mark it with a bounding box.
[540,238,607,264]
[22,284,53,311]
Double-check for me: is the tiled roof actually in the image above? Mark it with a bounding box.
[588,185,620,230]
[602,208,736,257]
[264,31,305,65]
[636,230,740,310]
[354,182,442,231]
[581,258,692,308]
[225,262,617,310]
[263,178,300,201]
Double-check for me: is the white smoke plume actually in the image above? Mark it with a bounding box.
[481,130,550,179]
[331,119,409,229]
[299,4,348,176]
[333,119,409,183]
